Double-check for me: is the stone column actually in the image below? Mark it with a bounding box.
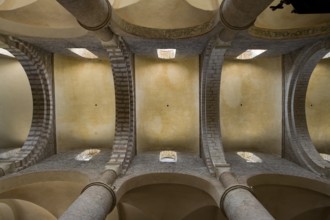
[59,170,117,220]
[56,0,113,41]
[219,172,274,220]
[0,167,4,177]
[219,0,275,41]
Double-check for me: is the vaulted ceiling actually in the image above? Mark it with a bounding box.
[0,0,329,59]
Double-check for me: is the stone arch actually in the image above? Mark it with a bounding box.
[283,40,330,177]
[106,37,135,173]
[200,37,228,175]
[116,172,222,203]
[1,36,54,172]
[115,173,222,219]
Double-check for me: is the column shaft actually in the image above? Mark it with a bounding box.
[219,0,275,41]
[59,170,117,220]
[56,0,113,41]
[220,172,274,220]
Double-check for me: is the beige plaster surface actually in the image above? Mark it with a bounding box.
[111,0,222,11]
[0,171,88,218]
[0,57,32,149]
[306,59,330,154]
[0,0,36,11]
[253,185,330,220]
[0,199,56,220]
[0,0,86,38]
[54,55,115,152]
[248,175,330,220]
[220,57,282,154]
[0,0,78,28]
[135,56,199,154]
[0,182,84,217]
[114,0,216,29]
[185,0,222,11]
[119,184,218,220]
[255,0,330,29]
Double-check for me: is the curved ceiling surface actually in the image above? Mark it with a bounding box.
[0,0,86,38]
[255,3,330,30]
[113,0,218,29]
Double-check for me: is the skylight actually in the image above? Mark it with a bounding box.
[159,150,177,163]
[75,149,101,161]
[0,48,14,58]
[236,49,266,60]
[237,151,262,163]
[157,49,176,59]
[322,52,330,59]
[320,153,330,162]
[68,48,98,59]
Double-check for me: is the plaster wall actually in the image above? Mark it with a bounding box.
[0,0,86,38]
[135,56,199,154]
[0,171,88,218]
[0,57,32,149]
[256,2,330,29]
[118,184,219,220]
[220,57,282,154]
[306,59,330,154]
[54,55,115,152]
[114,0,216,29]
[253,185,330,220]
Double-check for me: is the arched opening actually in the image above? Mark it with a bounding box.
[306,53,330,163]
[283,41,330,176]
[0,171,89,218]
[248,174,330,220]
[109,173,224,220]
[0,48,32,172]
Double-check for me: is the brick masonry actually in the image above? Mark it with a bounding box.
[105,37,135,173]
[200,37,229,176]
[283,40,330,177]
[3,36,55,171]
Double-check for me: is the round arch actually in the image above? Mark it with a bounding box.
[115,173,223,220]
[1,36,54,172]
[284,40,330,177]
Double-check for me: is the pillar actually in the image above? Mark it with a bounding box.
[0,168,4,177]
[219,172,274,220]
[219,0,275,41]
[59,170,117,220]
[56,0,113,41]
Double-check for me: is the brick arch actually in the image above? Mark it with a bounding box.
[3,36,54,172]
[105,37,135,173]
[200,38,228,176]
[283,40,330,177]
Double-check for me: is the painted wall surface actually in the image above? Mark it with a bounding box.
[256,3,330,29]
[0,57,32,149]
[306,59,330,154]
[54,55,115,152]
[220,57,282,154]
[136,56,199,154]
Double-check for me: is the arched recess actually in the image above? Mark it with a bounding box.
[200,37,228,176]
[1,36,54,173]
[283,40,330,177]
[115,173,221,220]
[247,174,330,220]
[105,37,135,173]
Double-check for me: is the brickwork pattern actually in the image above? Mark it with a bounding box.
[283,41,330,177]
[5,36,55,171]
[106,38,135,173]
[200,38,228,175]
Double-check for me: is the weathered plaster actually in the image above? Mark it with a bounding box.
[135,56,199,154]
[54,55,115,152]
